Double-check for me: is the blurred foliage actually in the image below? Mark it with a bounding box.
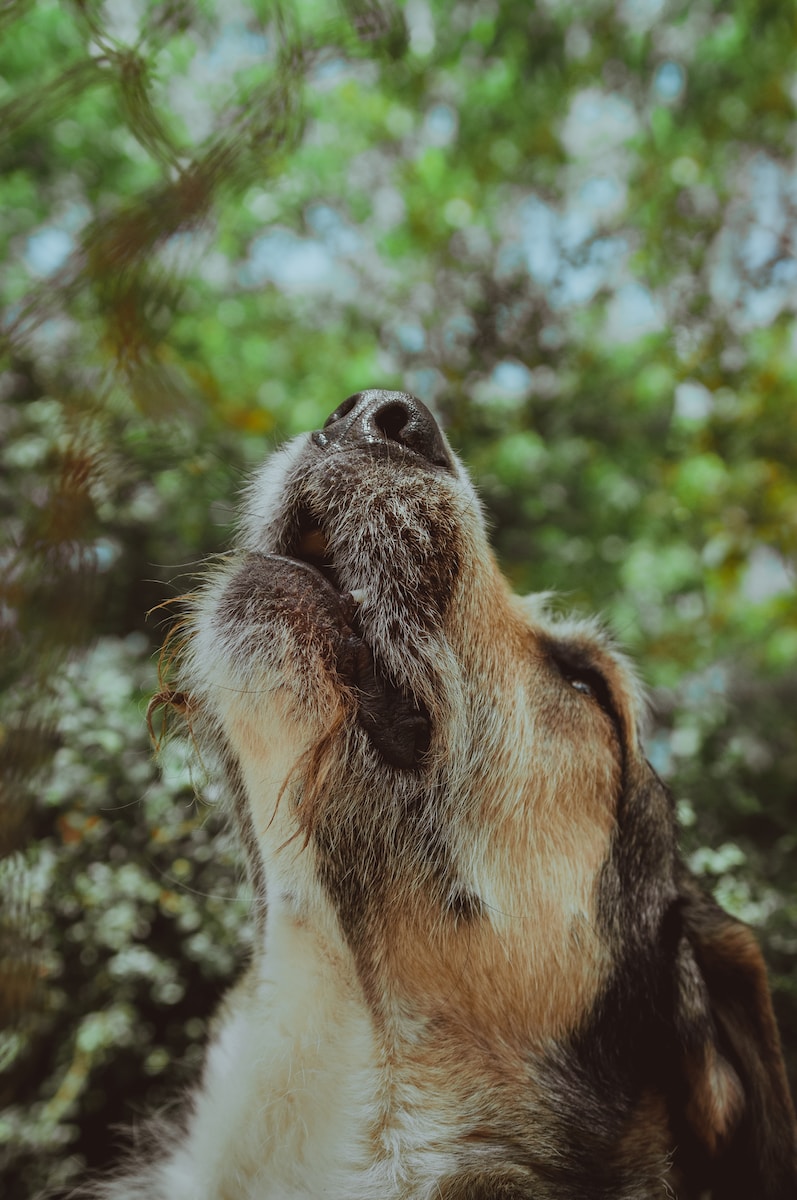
[1,0,796,1195]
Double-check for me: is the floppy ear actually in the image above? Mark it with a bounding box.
[672,874,797,1198]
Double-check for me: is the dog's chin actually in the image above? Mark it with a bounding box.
[262,553,431,771]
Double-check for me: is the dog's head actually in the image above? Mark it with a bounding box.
[176,391,795,1196]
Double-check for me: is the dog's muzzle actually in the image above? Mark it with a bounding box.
[262,390,453,769]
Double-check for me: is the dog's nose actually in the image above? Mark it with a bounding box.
[313,390,452,470]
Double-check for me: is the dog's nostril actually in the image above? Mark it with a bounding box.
[373,401,411,445]
[369,396,451,467]
[323,393,361,429]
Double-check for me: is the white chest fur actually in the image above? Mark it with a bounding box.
[166,903,379,1199]
[138,899,461,1200]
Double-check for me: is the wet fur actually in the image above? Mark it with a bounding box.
[87,403,796,1199]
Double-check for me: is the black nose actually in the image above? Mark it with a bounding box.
[312,390,452,470]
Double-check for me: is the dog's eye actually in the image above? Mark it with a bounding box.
[546,643,622,732]
[564,668,609,709]
[568,676,595,698]
[561,665,620,730]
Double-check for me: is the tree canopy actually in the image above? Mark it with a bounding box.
[1,2,796,1195]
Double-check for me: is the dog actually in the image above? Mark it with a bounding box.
[98,390,796,1198]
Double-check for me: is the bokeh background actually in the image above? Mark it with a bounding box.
[2,1,796,1195]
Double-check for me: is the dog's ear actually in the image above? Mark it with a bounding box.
[671,874,797,1198]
